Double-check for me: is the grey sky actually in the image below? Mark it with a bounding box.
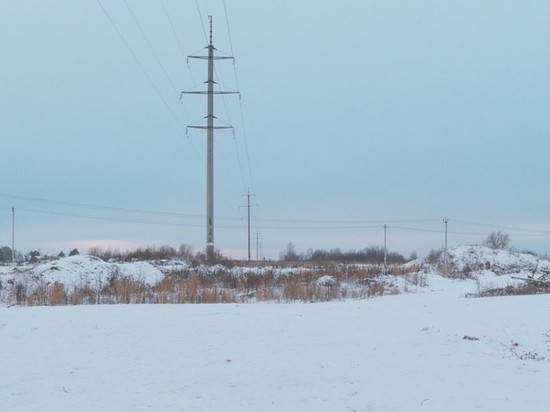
[1,1,549,259]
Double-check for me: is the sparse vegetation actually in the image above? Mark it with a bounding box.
[1,261,404,306]
[2,243,550,307]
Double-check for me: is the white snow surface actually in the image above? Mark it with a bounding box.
[1,281,550,411]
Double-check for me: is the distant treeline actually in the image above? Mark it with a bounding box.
[88,245,197,262]
[281,243,406,264]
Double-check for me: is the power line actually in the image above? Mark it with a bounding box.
[16,207,247,229]
[160,0,199,87]
[0,194,459,230]
[5,192,550,239]
[95,0,182,127]
[123,0,191,120]
[260,224,384,231]
[260,217,440,225]
[0,193,238,222]
[222,0,256,197]
[194,0,208,44]
[94,0,204,166]
[449,218,550,235]
[160,0,189,63]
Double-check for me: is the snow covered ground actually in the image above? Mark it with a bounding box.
[1,279,549,411]
[1,247,550,411]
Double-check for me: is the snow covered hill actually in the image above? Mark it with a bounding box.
[447,245,550,275]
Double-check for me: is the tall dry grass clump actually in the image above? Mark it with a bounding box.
[49,281,68,306]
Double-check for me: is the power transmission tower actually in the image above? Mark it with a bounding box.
[182,16,238,263]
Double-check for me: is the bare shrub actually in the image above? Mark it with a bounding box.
[89,244,198,263]
[15,281,27,305]
[479,282,549,297]
[367,282,385,297]
[25,278,49,306]
[426,249,443,265]
[68,284,98,305]
[407,272,428,287]
[178,244,194,260]
[88,246,122,262]
[319,284,340,301]
[484,231,511,250]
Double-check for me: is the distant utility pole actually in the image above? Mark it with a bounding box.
[256,229,259,261]
[383,224,388,271]
[247,189,251,261]
[443,218,449,263]
[182,16,238,263]
[11,207,15,264]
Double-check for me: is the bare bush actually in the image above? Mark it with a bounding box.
[484,231,511,250]
[426,249,443,265]
[15,281,27,305]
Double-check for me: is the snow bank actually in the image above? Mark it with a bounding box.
[0,255,163,295]
[34,255,116,287]
[449,245,549,274]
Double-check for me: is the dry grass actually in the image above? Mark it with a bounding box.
[477,283,550,297]
[49,282,67,306]
[2,262,407,307]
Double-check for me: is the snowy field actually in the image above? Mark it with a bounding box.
[1,278,549,411]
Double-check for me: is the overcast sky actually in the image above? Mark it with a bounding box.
[1,1,550,259]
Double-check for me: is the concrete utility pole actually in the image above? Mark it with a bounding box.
[383,224,388,271]
[443,218,449,263]
[256,229,259,261]
[183,16,237,263]
[206,20,215,262]
[247,189,251,261]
